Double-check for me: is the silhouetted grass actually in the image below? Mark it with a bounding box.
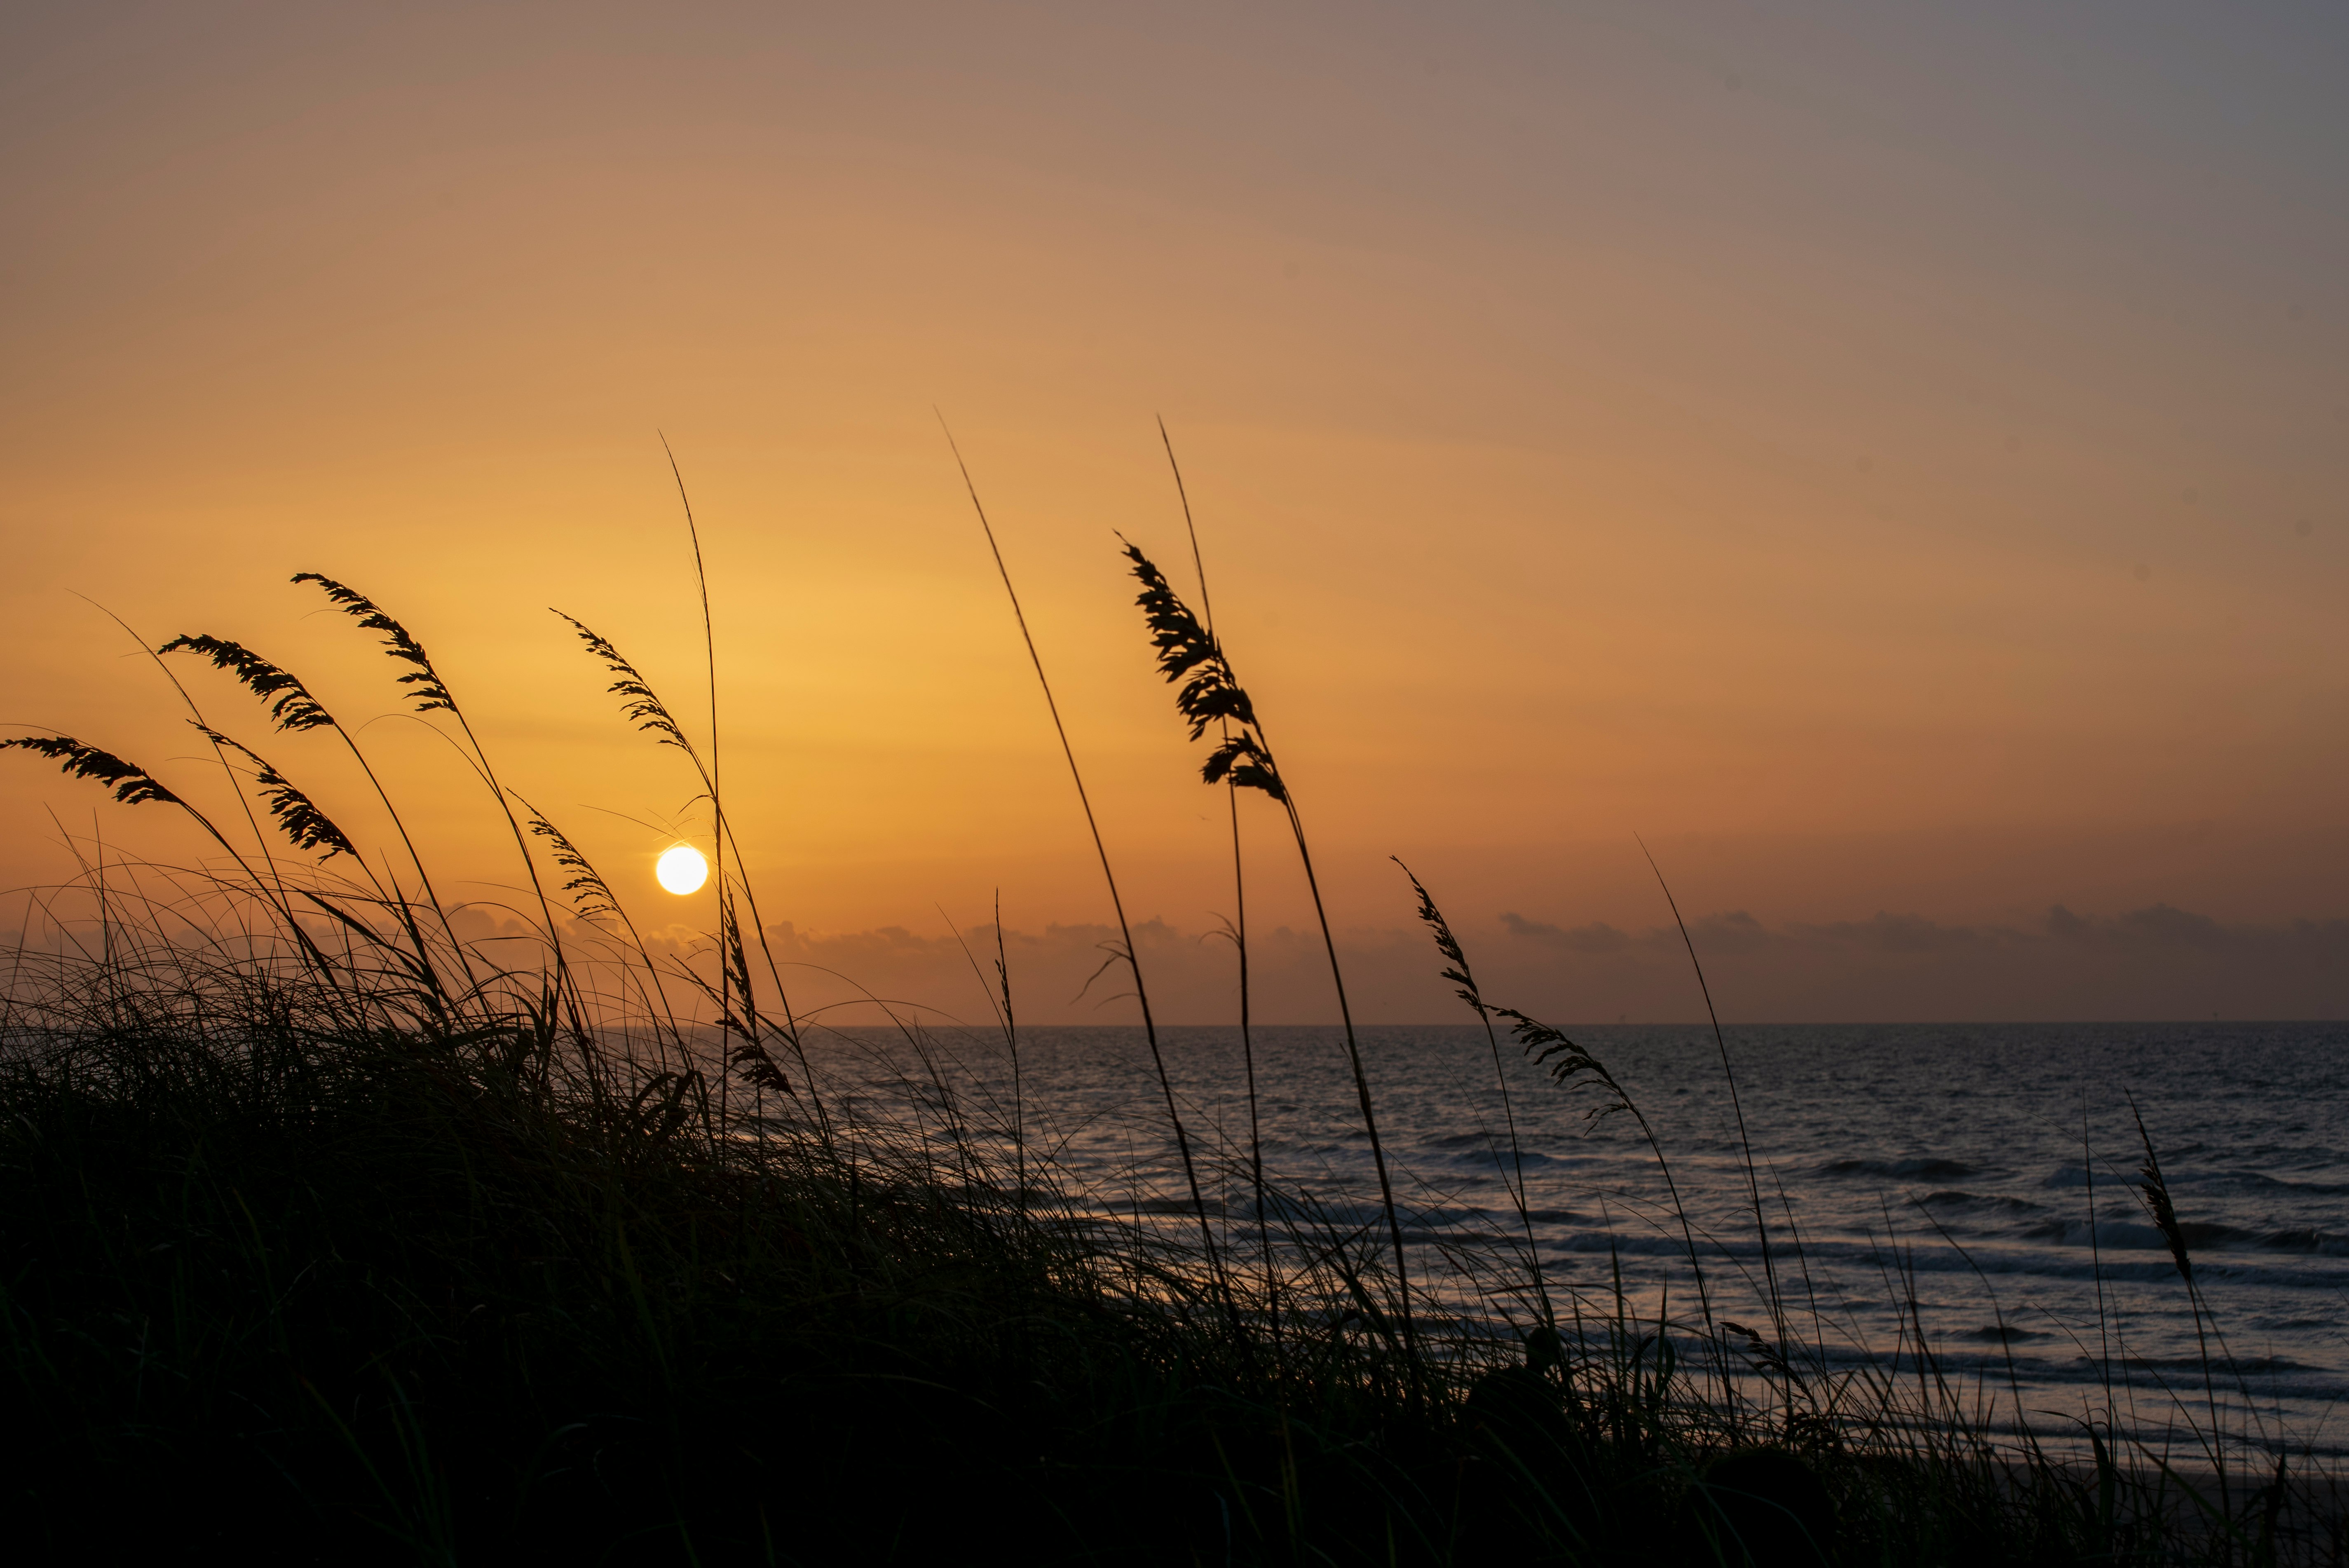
[1,462,2341,1565]
[1160,418,1277,1348]
[946,423,1241,1342]
[1120,534,1421,1383]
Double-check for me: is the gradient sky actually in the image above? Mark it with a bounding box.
[5,2,2344,1020]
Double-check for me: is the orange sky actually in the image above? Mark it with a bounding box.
[5,3,2344,1020]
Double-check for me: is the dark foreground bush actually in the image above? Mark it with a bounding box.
[0,1015,1275,1564]
[0,1008,1563,1565]
[6,1002,2332,1566]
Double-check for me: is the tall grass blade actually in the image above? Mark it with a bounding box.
[291,572,575,1021]
[2133,1094,2230,1521]
[1393,858,1550,1326]
[160,631,476,1000]
[548,594,823,1136]
[938,417,1239,1341]
[1490,1002,1723,1395]
[1636,838,1785,1381]
[1120,535,1415,1373]
[194,725,360,863]
[1158,417,1274,1338]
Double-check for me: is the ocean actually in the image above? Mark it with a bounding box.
[815,1020,2349,1460]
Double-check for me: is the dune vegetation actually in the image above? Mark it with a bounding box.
[2,457,2338,1565]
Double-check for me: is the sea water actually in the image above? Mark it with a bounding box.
[817,1021,2349,1459]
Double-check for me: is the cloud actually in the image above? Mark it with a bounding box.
[751,900,2349,1024]
[1476,901,2349,1022]
[1499,912,1631,954]
[7,881,2343,1025]
[2107,904,2230,948]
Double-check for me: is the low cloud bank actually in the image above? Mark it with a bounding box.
[751,902,2349,1027]
[9,898,2340,1026]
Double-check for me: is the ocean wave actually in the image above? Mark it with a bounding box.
[2212,1171,2349,1197]
[2019,1216,2240,1249]
[2014,1216,2348,1255]
[1960,1323,2040,1342]
[1918,1188,2040,1214]
[1548,1231,1699,1259]
[2253,1228,2349,1255]
[1435,1146,1570,1170]
[1815,1156,1976,1181]
[2120,1351,2317,1375]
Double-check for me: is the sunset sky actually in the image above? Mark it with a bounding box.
[5,2,2344,1022]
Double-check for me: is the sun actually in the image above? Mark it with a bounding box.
[655,844,708,895]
